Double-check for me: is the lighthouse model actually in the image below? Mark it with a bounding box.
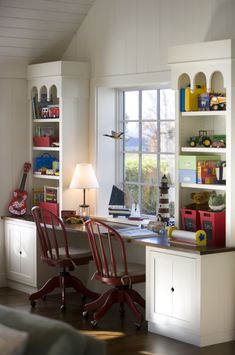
[158,174,170,224]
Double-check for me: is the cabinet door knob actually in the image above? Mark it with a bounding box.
[19,251,22,255]
[171,287,174,292]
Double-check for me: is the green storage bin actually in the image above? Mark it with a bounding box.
[179,155,220,170]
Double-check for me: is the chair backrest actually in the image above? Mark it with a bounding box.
[31,206,70,264]
[85,219,128,280]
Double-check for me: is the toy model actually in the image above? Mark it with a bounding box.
[210,94,226,111]
[41,107,49,118]
[188,130,212,147]
[188,131,226,148]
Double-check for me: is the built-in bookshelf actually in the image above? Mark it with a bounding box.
[27,61,90,215]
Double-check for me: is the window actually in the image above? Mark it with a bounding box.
[118,89,175,217]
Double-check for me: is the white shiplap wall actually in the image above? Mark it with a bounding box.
[62,0,235,215]
[0,63,28,286]
[64,0,235,77]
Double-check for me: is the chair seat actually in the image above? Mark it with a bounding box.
[51,247,92,259]
[105,262,145,277]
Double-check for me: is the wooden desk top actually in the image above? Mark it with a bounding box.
[3,215,235,256]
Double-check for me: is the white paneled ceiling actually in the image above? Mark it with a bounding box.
[0,0,95,64]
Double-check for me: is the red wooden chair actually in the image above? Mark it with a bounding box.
[83,219,145,328]
[30,206,99,311]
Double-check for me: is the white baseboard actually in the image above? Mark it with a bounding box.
[148,321,235,347]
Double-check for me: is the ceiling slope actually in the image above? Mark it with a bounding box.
[0,0,95,64]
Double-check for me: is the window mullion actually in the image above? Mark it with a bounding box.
[139,90,142,208]
[156,89,161,214]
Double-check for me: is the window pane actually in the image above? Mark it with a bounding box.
[125,184,139,206]
[160,121,175,153]
[141,185,157,215]
[141,154,157,184]
[125,122,139,152]
[124,91,139,121]
[142,122,157,152]
[125,153,139,182]
[142,90,157,120]
[160,89,175,120]
[160,154,175,185]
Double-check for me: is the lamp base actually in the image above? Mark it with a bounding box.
[79,204,90,219]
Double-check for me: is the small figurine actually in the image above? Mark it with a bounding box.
[158,174,170,224]
[103,131,123,139]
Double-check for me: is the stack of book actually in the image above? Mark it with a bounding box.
[108,185,131,218]
[108,206,131,218]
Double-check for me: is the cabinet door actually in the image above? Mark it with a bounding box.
[147,249,198,329]
[5,222,37,286]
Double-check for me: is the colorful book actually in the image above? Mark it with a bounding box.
[185,85,206,112]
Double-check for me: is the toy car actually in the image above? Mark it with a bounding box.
[189,130,212,147]
[210,95,226,111]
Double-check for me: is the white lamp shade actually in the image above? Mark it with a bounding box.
[69,163,99,189]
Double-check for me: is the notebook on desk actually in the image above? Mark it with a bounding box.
[116,227,158,239]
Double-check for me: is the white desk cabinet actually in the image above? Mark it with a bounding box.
[146,245,235,347]
[147,248,198,327]
[4,219,37,287]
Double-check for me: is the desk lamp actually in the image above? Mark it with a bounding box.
[69,163,99,218]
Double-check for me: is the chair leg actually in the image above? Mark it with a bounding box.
[64,274,100,300]
[124,291,143,324]
[84,288,115,313]
[127,288,145,308]
[29,275,60,301]
[93,290,118,322]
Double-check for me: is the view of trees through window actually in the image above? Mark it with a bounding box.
[119,89,175,217]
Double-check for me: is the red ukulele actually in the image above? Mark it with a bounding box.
[8,162,31,216]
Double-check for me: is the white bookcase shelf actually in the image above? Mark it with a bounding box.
[169,39,234,246]
[181,111,226,117]
[180,183,226,191]
[181,147,226,154]
[28,61,90,215]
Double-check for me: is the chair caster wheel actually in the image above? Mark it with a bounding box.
[82,311,89,318]
[135,322,141,330]
[30,300,36,308]
[60,305,66,312]
[91,320,98,328]
[119,306,125,317]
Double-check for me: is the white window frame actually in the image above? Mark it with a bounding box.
[116,87,175,216]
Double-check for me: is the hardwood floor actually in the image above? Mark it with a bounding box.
[0,287,235,355]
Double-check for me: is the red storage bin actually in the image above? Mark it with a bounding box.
[181,208,201,231]
[199,210,225,247]
[33,136,54,147]
[38,202,59,216]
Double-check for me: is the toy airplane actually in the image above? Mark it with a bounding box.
[103,131,123,139]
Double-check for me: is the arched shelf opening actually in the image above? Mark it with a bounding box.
[49,85,59,105]
[210,71,225,94]
[193,72,206,91]
[178,73,190,90]
[39,85,47,101]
